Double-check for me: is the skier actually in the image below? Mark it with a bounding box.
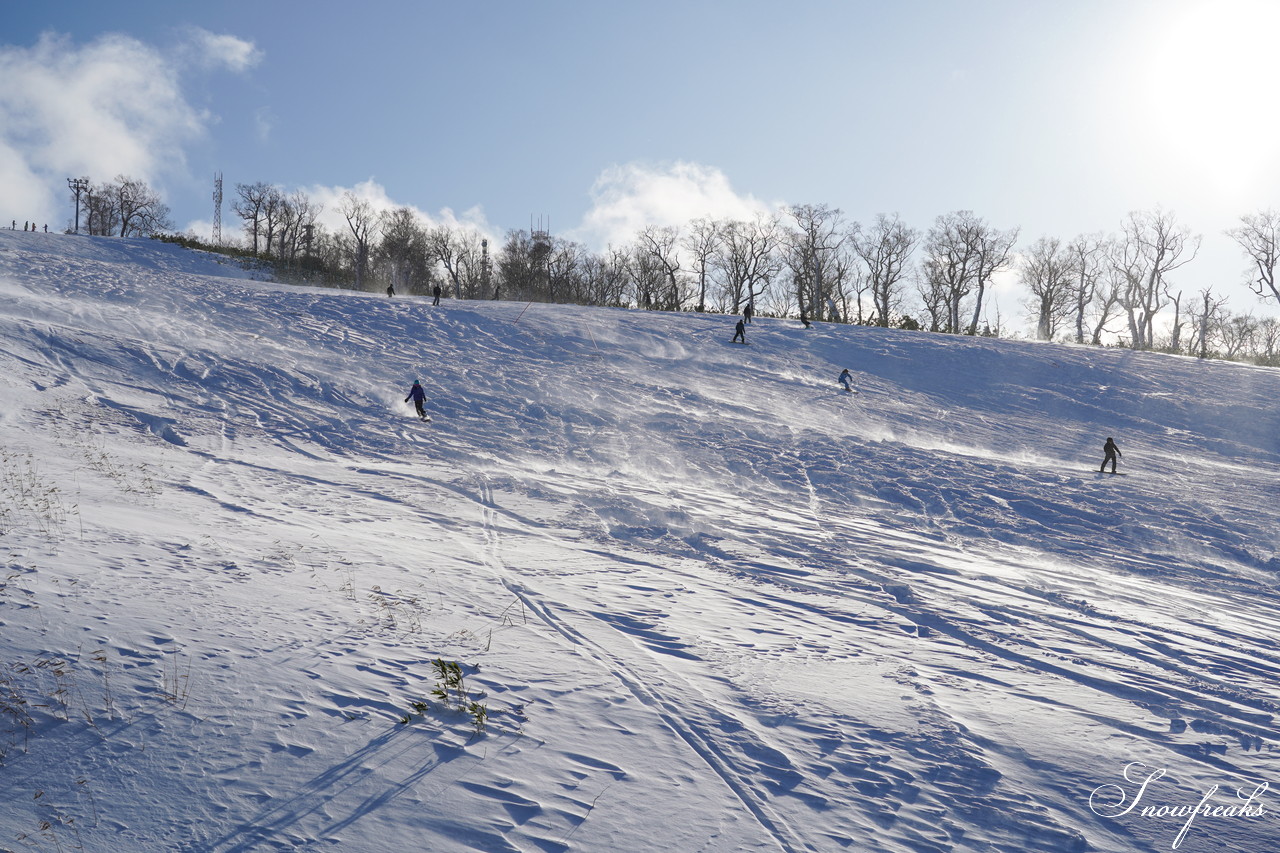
[839,368,853,393]
[404,380,429,421]
[732,318,746,344]
[1100,436,1122,473]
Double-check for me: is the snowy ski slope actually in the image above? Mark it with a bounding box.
[1,229,1278,852]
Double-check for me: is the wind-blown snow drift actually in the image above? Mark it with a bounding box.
[1,230,1278,852]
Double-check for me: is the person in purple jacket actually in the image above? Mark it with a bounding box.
[405,380,429,421]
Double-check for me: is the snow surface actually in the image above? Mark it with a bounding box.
[1,229,1279,853]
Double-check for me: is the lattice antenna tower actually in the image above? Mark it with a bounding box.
[531,214,550,250]
[212,172,223,245]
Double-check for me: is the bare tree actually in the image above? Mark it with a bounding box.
[852,213,917,327]
[1165,289,1189,353]
[91,175,172,237]
[452,231,490,300]
[626,245,667,310]
[495,229,536,301]
[682,217,722,313]
[1189,288,1227,359]
[338,191,377,291]
[1255,317,1280,366]
[1226,209,1280,306]
[917,262,950,333]
[921,211,980,333]
[786,204,849,322]
[232,181,274,254]
[714,215,782,314]
[84,184,117,236]
[1089,266,1126,346]
[547,239,590,304]
[966,219,1019,336]
[635,225,687,311]
[497,229,566,302]
[1217,313,1258,360]
[580,246,631,307]
[1113,209,1199,350]
[1020,236,1077,340]
[259,186,287,258]
[276,190,322,268]
[379,207,429,293]
[428,224,477,299]
[1065,234,1108,343]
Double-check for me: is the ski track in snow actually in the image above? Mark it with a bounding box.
[2,231,1280,852]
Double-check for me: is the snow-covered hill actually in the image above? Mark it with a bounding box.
[1,229,1278,852]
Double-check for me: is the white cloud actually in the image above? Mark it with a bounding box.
[301,179,498,242]
[253,106,275,143]
[183,27,261,73]
[568,161,781,250]
[0,138,48,227]
[0,30,257,228]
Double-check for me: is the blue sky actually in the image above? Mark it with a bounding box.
[4,0,1279,318]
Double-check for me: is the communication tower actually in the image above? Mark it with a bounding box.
[531,215,552,296]
[212,173,223,245]
[531,214,551,254]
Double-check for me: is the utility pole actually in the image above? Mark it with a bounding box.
[67,177,89,233]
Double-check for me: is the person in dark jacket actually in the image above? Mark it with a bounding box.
[1100,437,1122,473]
[405,380,429,421]
[432,284,441,306]
[743,302,754,324]
[732,318,746,344]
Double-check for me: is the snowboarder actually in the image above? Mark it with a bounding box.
[799,311,811,329]
[386,283,395,297]
[743,302,754,324]
[732,318,746,344]
[432,284,441,306]
[1100,437,1122,473]
[839,368,853,392]
[405,380,429,421]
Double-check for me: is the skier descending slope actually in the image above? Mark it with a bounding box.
[1100,436,1122,473]
[405,379,431,422]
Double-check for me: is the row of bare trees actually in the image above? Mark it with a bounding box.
[1018,210,1200,349]
[230,181,322,267]
[233,192,1280,363]
[81,176,1280,362]
[72,175,174,238]
[1016,208,1280,363]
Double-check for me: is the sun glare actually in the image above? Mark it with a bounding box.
[1135,1,1280,197]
